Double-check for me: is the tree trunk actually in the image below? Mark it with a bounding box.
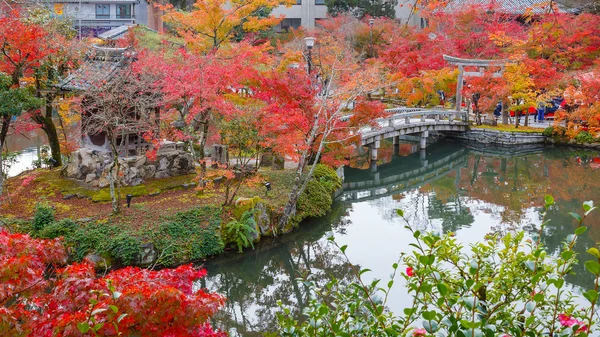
[0,115,10,151]
[278,113,329,230]
[0,116,11,198]
[198,120,209,175]
[277,152,308,233]
[32,97,62,166]
[0,151,4,201]
[108,132,121,214]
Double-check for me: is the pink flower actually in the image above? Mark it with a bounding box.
[559,313,579,327]
[406,267,414,277]
[558,313,587,332]
[413,328,427,336]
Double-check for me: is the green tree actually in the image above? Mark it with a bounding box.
[0,73,42,198]
[325,0,398,18]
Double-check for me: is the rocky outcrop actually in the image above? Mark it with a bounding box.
[65,148,195,187]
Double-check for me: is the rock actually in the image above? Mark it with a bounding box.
[85,173,96,184]
[67,148,196,187]
[77,217,94,223]
[138,243,158,266]
[173,155,189,169]
[79,150,98,175]
[155,170,171,179]
[84,253,112,269]
[158,157,170,171]
[63,193,77,200]
[149,190,161,196]
[130,177,143,186]
[211,144,228,165]
[143,165,156,179]
[98,175,110,188]
[134,156,147,168]
[255,202,273,236]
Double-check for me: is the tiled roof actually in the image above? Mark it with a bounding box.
[98,24,134,40]
[443,0,569,14]
[57,45,133,91]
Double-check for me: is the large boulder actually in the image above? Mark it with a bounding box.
[66,148,195,187]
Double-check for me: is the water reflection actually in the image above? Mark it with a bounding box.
[4,129,46,177]
[202,141,600,336]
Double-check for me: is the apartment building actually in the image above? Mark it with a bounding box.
[271,0,421,29]
[42,0,162,36]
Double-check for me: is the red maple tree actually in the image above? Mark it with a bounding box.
[0,230,226,337]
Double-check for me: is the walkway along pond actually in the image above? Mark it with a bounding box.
[201,140,600,337]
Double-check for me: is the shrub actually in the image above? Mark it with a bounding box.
[575,131,595,143]
[37,219,78,239]
[553,125,567,137]
[107,233,142,265]
[296,179,332,220]
[153,207,224,265]
[69,222,118,261]
[276,198,600,337]
[224,210,258,253]
[543,126,555,137]
[312,164,342,194]
[32,203,55,232]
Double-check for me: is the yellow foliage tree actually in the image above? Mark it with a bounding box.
[394,68,458,107]
[161,0,295,52]
[503,62,536,127]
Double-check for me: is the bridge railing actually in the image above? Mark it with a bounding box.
[340,107,468,125]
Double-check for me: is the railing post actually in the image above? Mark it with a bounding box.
[435,114,440,122]
[388,118,393,127]
[420,114,425,122]
[405,117,410,124]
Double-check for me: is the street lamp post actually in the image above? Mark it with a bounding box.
[304,37,316,75]
[368,18,374,58]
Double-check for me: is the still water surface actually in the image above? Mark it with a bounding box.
[206,140,600,336]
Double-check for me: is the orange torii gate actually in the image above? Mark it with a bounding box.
[443,55,510,114]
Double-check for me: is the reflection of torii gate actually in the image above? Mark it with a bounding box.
[443,55,510,113]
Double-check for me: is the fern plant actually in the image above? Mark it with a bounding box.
[225,210,258,253]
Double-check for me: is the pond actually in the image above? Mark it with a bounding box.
[201,139,600,337]
[3,129,48,178]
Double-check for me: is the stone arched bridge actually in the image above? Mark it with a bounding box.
[347,108,469,162]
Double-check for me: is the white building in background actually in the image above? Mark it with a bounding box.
[41,0,162,36]
[272,0,421,29]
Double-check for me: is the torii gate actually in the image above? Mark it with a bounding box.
[443,55,510,113]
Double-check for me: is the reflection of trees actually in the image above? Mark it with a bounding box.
[428,193,474,234]
[527,200,600,291]
[200,145,600,336]
[201,204,356,337]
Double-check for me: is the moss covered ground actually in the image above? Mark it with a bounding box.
[1,164,341,267]
[1,168,295,225]
[473,124,545,133]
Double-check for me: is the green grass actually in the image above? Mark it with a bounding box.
[473,124,544,134]
[237,169,296,209]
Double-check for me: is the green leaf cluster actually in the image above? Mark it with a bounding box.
[224,210,258,253]
[276,199,600,337]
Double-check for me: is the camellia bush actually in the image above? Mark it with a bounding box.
[275,196,600,337]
